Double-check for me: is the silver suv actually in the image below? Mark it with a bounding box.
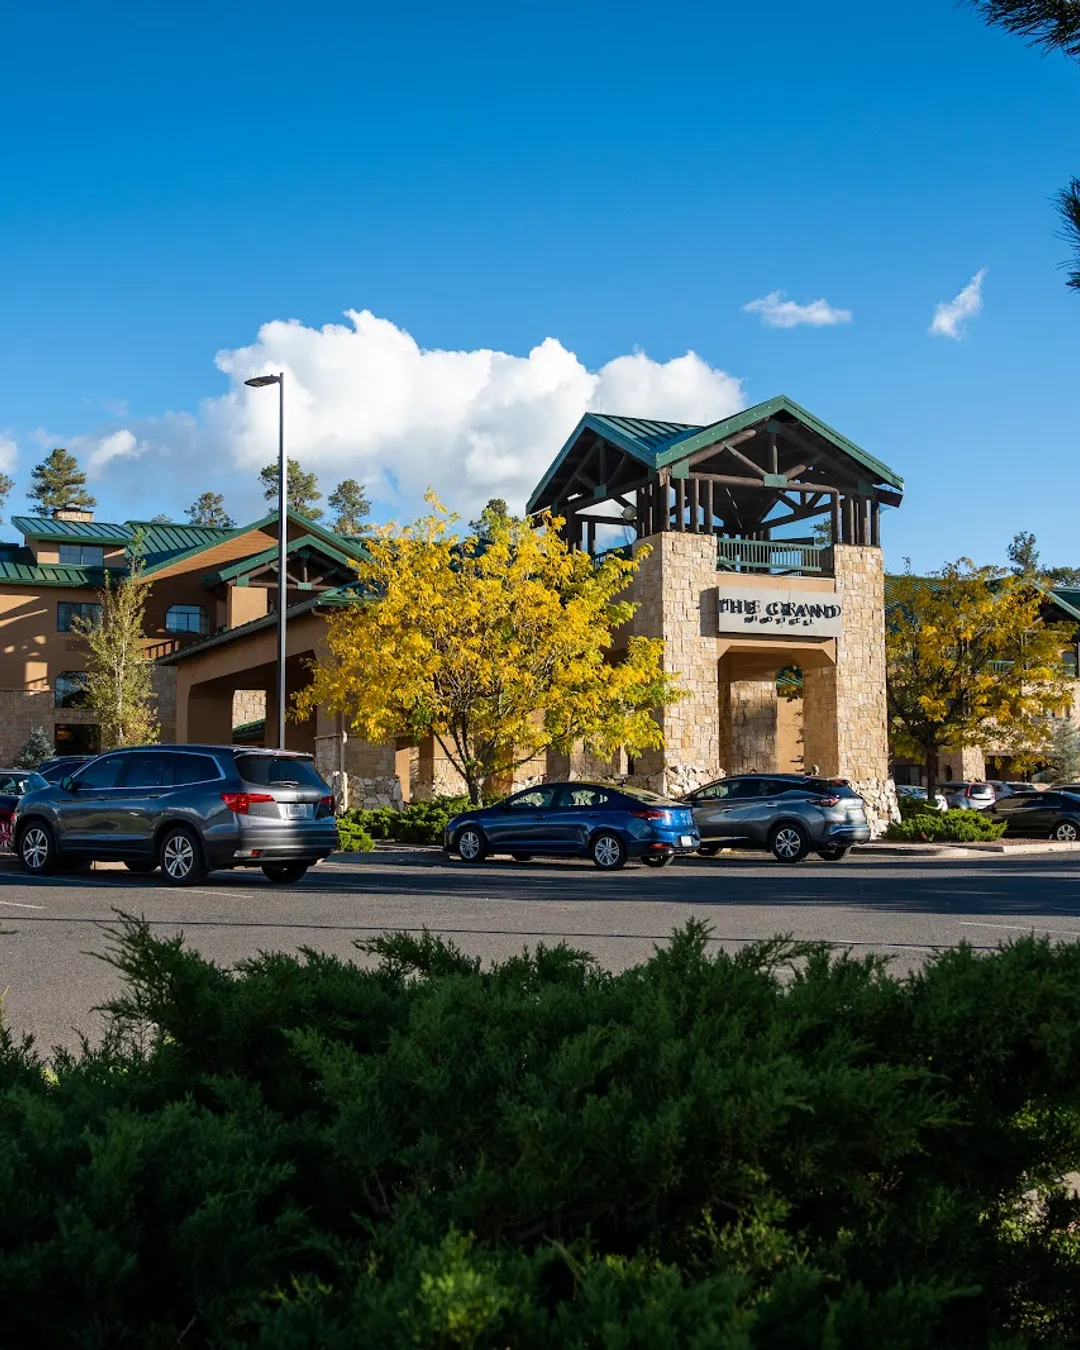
[682,774,870,863]
[14,745,338,885]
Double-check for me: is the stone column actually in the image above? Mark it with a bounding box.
[801,543,898,834]
[344,736,405,809]
[623,532,721,797]
[723,678,778,775]
[937,745,986,785]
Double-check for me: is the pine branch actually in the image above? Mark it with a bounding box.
[965,0,1080,58]
[1056,176,1080,290]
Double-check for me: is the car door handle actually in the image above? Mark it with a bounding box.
[586,812,600,818]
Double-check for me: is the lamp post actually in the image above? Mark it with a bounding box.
[244,372,287,750]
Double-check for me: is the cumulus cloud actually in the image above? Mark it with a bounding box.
[74,310,746,521]
[929,269,987,339]
[742,291,852,329]
[0,433,16,474]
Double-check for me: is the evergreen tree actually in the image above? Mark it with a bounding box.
[18,725,54,769]
[259,459,323,520]
[27,448,95,514]
[185,492,234,528]
[1047,716,1080,782]
[77,553,158,749]
[328,479,371,535]
[150,514,172,524]
[1007,530,1041,575]
[468,497,513,543]
[0,472,13,524]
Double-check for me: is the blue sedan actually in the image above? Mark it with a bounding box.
[444,781,701,870]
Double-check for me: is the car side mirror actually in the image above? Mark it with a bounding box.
[60,776,76,793]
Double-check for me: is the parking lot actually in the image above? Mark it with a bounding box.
[5,848,1080,1051]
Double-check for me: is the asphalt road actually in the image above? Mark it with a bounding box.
[4,848,1080,1053]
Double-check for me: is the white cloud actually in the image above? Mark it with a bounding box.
[929,269,987,339]
[742,291,852,329]
[0,433,16,474]
[74,310,746,520]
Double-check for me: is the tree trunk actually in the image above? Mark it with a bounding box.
[924,741,940,809]
[465,773,483,807]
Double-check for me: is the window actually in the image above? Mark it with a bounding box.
[54,724,99,756]
[557,785,615,808]
[73,754,127,790]
[58,544,104,566]
[55,671,89,709]
[0,772,47,794]
[166,604,210,635]
[504,785,559,810]
[123,752,176,789]
[57,602,102,633]
[235,753,326,789]
[173,753,221,785]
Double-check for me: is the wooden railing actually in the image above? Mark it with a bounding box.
[716,538,832,576]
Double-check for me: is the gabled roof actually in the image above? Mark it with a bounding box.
[11,516,134,546]
[527,394,904,514]
[201,532,359,587]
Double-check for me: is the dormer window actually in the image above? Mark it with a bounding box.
[58,544,104,566]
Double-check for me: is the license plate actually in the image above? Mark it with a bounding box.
[283,803,312,820]
[680,835,694,847]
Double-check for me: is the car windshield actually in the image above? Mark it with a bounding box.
[235,754,327,789]
[0,771,46,794]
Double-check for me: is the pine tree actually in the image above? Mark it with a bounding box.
[0,472,13,525]
[328,479,371,535]
[18,725,54,769]
[185,492,235,528]
[1047,716,1080,782]
[77,553,158,749]
[468,498,513,543]
[259,459,322,520]
[27,448,95,514]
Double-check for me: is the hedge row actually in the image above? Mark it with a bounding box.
[3,918,1080,1346]
[338,793,471,849]
[886,806,1006,842]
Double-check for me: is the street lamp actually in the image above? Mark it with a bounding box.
[244,372,287,750]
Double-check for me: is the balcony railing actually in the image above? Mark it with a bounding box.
[716,537,832,576]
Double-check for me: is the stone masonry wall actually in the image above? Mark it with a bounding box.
[802,544,897,835]
[722,679,778,776]
[622,533,722,797]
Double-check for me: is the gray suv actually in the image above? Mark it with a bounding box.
[14,745,338,885]
[682,774,870,862]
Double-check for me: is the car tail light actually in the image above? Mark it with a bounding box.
[810,795,841,807]
[220,791,275,815]
[630,809,668,821]
[320,794,335,814]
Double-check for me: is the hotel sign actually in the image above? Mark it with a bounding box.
[716,585,842,638]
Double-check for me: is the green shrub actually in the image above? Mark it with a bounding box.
[886,808,1006,842]
[4,917,1080,1345]
[896,792,942,820]
[336,817,374,852]
[338,794,471,847]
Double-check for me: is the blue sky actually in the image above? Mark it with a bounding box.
[1,0,1078,571]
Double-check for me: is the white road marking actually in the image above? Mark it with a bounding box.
[0,898,44,909]
[959,920,1080,938]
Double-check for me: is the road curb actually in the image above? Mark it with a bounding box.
[859,840,1080,859]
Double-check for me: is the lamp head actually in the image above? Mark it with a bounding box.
[245,375,281,388]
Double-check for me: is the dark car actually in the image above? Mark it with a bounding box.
[444,782,700,870]
[988,789,1080,842]
[37,755,95,784]
[683,774,871,863]
[14,745,337,885]
[0,770,49,852]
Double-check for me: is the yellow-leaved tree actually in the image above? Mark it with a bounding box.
[297,498,682,804]
[887,561,1074,802]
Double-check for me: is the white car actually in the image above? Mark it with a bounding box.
[896,785,948,812]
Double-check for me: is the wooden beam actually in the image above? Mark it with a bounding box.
[688,476,699,533]
[674,477,685,531]
[684,427,757,468]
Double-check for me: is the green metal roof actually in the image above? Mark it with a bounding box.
[11,516,133,545]
[156,588,359,665]
[527,394,905,513]
[201,533,359,586]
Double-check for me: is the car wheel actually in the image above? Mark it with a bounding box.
[642,853,674,868]
[1054,820,1079,842]
[816,847,849,862]
[511,853,532,862]
[455,826,487,864]
[770,822,810,864]
[158,826,208,886]
[262,862,309,884]
[590,831,627,870]
[19,821,57,875]
[697,843,719,857]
